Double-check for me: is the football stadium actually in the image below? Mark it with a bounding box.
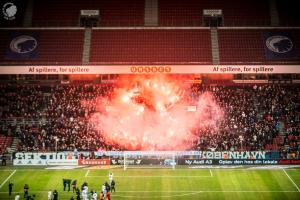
[0,0,300,200]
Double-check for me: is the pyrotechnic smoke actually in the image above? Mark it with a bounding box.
[85,75,224,150]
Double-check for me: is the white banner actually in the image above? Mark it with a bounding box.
[13,152,78,166]
[0,65,299,74]
[94,151,268,159]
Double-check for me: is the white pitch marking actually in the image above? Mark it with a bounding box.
[85,169,90,177]
[0,190,298,199]
[86,175,213,178]
[0,167,298,171]
[209,169,213,177]
[0,170,16,189]
[111,191,299,198]
[283,169,300,192]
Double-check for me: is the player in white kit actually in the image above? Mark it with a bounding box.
[82,186,88,200]
[48,190,52,200]
[15,194,20,200]
[109,172,113,186]
[102,183,107,197]
[92,191,97,200]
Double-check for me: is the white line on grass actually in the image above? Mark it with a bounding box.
[112,190,297,199]
[0,190,298,199]
[209,169,213,177]
[87,175,213,178]
[0,170,16,189]
[85,169,90,177]
[0,190,298,194]
[0,168,298,171]
[283,169,300,192]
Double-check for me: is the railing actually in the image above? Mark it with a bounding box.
[30,19,275,27]
[3,19,300,28]
[32,20,144,27]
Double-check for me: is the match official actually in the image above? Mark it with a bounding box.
[8,181,13,196]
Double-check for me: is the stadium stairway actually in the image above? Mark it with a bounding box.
[23,0,34,27]
[210,27,220,64]
[82,28,92,65]
[269,0,280,26]
[0,136,13,164]
[144,0,159,26]
[3,137,20,165]
[10,137,19,153]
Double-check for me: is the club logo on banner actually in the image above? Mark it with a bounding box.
[2,2,17,20]
[6,33,38,59]
[263,32,297,59]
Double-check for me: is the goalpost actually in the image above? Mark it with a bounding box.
[123,151,176,170]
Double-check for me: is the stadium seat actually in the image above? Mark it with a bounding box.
[159,0,270,26]
[218,29,300,64]
[32,0,144,27]
[90,29,212,64]
[276,0,300,26]
[0,135,13,154]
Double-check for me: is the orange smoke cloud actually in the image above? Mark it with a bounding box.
[85,75,224,150]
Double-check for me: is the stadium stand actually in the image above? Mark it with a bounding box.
[0,135,13,154]
[90,29,212,64]
[0,0,299,159]
[159,0,270,26]
[218,29,300,64]
[276,0,300,26]
[191,84,299,155]
[0,29,84,65]
[1,27,299,65]
[2,0,299,28]
[32,0,144,26]
[0,83,298,157]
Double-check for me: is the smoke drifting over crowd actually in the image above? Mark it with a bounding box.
[86,75,224,150]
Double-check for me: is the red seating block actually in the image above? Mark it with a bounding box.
[32,0,144,27]
[159,0,270,26]
[218,29,300,64]
[90,29,212,64]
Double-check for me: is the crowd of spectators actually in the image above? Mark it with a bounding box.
[0,83,299,158]
[190,84,300,158]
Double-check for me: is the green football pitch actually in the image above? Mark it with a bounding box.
[0,167,299,200]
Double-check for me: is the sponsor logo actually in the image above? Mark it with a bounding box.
[136,160,141,164]
[13,152,78,166]
[2,2,17,20]
[130,66,172,73]
[14,152,75,160]
[78,159,110,165]
[266,35,293,54]
[111,159,142,165]
[278,159,300,165]
[9,35,38,54]
[184,159,212,165]
[198,151,266,159]
[179,159,282,165]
